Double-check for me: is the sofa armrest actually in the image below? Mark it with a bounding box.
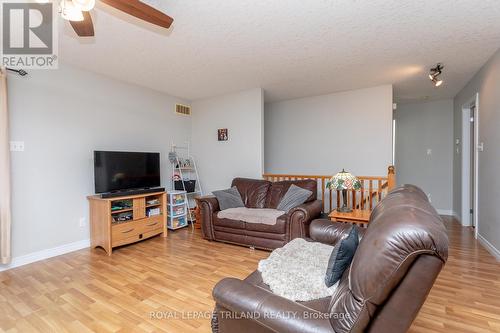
[288,200,323,239]
[213,278,335,333]
[309,219,365,246]
[196,195,220,211]
[195,196,220,240]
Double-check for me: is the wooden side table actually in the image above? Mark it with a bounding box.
[328,209,371,228]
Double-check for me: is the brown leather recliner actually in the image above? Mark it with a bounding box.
[211,184,449,333]
[196,178,322,250]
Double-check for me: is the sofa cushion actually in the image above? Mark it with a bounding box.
[277,184,313,212]
[232,178,271,208]
[245,213,287,234]
[213,213,245,229]
[265,179,317,209]
[218,207,285,226]
[244,271,331,313]
[212,187,245,210]
[214,232,285,250]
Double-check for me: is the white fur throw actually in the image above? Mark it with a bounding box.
[217,207,285,225]
[258,238,339,301]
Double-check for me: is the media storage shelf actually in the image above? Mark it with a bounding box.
[88,191,167,255]
[146,203,162,208]
[111,207,133,214]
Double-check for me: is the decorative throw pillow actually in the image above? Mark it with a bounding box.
[325,226,359,287]
[277,184,313,212]
[212,187,245,211]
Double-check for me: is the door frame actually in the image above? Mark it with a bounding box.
[461,93,479,236]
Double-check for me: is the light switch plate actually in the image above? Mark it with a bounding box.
[477,142,484,152]
[10,141,24,152]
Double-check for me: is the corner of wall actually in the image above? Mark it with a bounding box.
[189,88,265,193]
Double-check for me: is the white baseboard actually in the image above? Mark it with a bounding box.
[0,239,90,272]
[437,209,454,216]
[477,234,500,261]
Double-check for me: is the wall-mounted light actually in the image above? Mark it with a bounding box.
[429,63,444,87]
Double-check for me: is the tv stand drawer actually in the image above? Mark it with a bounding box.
[112,228,163,248]
[112,216,163,246]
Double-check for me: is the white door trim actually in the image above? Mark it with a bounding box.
[460,93,479,237]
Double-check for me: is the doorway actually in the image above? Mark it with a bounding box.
[461,93,479,235]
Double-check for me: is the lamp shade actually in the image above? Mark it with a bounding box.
[327,169,361,191]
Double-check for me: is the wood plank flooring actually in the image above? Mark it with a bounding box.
[0,217,499,332]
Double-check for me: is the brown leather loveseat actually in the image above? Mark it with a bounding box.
[196,178,322,250]
[211,184,449,333]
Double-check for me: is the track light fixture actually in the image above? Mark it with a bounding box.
[429,63,444,87]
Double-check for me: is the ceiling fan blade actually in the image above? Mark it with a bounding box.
[70,11,95,37]
[100,0,173,29]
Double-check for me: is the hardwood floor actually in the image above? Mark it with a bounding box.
[409,217,500,333]
[0,217,499,332]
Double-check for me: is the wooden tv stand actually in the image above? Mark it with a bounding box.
[87,191,167,255]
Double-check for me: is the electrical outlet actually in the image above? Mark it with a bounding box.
[427,194,432,203]
[79,217,86,227]
[10,141,24,152]
[426,148,432,155]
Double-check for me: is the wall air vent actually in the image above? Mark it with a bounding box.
[175,104,191,116]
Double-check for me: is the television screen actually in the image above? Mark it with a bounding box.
[94,151,161,193]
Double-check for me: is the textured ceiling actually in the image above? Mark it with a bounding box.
[59,0,500,103]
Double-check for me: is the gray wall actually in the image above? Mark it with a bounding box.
[265,85,393,176]
[191,88,264,193]
[453,47,500,256]
[5,63,190,259]
[395,100,454,213]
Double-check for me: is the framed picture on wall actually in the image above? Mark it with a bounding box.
[218,128,228,141]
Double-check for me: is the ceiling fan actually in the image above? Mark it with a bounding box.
[59,0,173,37]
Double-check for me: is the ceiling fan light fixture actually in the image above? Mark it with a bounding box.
[429,63,444,87]
[60,0,84,22]
[72,0,95,11]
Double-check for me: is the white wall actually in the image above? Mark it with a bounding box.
[191,88,264,193]
[4,63,190,262]
[453,47,500,259]
[265,85,393,176]
[395,99,454,213]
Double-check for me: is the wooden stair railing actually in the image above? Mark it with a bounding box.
[263,166,395,213]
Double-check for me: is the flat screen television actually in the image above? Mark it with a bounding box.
[94,151,161,194]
